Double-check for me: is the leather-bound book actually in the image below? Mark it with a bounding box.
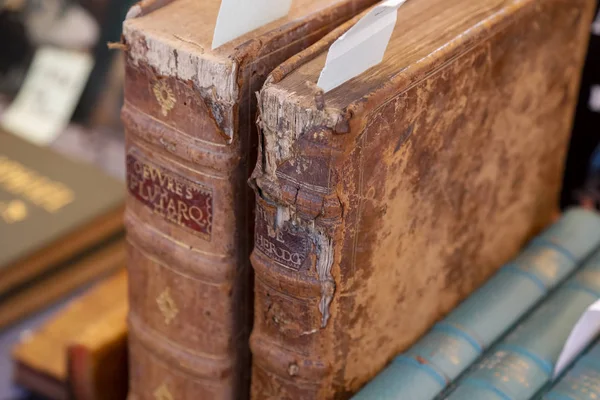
[250,0,596,397]
[13,270,127,400]
[121,1,377,399]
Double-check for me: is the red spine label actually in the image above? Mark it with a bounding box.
[127,153,213,239]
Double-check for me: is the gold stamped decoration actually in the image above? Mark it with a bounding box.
[153,80,176,116]
[156,288,179,325]
[0,200,28,224]
[153,383,174,400]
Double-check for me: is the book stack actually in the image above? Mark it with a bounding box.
[0,131,124,329]
[116,0,598,399]
[12,270,128,400]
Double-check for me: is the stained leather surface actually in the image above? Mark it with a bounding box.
[250,0,596,398]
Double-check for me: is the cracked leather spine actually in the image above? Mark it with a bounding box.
[250,103,348,399]
[121,58,250,399]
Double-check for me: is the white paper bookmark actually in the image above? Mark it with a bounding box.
[1,47,93,145]
[317,0,407,93]
[554,300,600,379]
[212,0,293,49]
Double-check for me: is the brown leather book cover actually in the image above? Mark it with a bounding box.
[249,0,597,398]
[121,1,379,399]
[12,269,127,400]
[0,131,124,295]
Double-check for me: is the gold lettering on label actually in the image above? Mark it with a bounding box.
[153,80,176,117]
[0,156,74,213]
[127,155,213,238]
[156,288,179,325]
[153,383,173,400]
[0,200,28,223]
[255,233,304,267]
[254,204,309,271]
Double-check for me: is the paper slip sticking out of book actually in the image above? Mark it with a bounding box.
[317,0,407,92]
[1,47,93,146]
[554,299,600,378]
[212,0,292,49]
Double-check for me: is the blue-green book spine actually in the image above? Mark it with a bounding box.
[353,208,600,400]
[539,340,600,400]
[442,250,600,400]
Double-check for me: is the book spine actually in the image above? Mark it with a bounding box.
[542,341,600,400]
[250,188,344,399]
[441,249,600,400]
[354,209,600,400]
[122,56,251,399]
[250,78,352,397]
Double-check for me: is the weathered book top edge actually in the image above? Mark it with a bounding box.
[261,0,538,127]
[123,0,377,105]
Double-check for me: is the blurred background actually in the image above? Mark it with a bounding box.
[0,0,136,178]
[0,1,134,398]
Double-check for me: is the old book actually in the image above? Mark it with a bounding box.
[67,304,128,400]
[354,208,600,400]
[250,0,596,397]
[442,247,600,400]
[121,0,377,399]
[0,131,124,297]
[13,269,127,400]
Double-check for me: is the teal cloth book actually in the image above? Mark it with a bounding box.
[540,340,600,400]
[441,248,600,400]
[354,208,600,400]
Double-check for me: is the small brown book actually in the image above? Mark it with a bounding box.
[0,131,124,297]
[249,0,596,397]
[12,270,128,400]
[121,0,379,398]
